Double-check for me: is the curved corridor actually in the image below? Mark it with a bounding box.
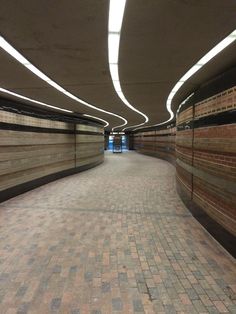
[0,152,236,313]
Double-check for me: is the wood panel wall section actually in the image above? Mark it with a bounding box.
[0,101,104,202]
[133,126,176,164]
[76,124,104,168]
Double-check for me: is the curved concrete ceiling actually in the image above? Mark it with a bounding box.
[0,0,236,131]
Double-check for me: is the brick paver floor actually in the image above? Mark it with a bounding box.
[0,151,236,314]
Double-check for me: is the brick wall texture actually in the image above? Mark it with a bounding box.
[133,127,176,164]
[134,85,236,238]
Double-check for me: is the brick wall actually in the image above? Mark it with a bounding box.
[133,77,236,255]
[176,86,236,239]
[133,126,176,164]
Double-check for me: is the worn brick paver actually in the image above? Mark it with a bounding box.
[0,151,236,313]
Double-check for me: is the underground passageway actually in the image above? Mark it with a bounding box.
[0,1,236,313]
[0,152,236,313]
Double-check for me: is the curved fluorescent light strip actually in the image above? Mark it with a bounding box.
[83,114,109,127]
[0,87,109,126]
[0,87,73,113]
[134,29,236,131]
[0,35,127,128]
[108,0,149,131]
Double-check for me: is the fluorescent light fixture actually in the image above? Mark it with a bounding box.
[108,34,120,63]
[181,64,202,82]
[108,0,149,131]
[109,63,119,81]
[0,36,29,64]
[0,87,73,113]
[109,0,126,32]
[46,80,67,93]
[230,30,236,37]
[171,81,185,93]
[0,35,128,129]
[110,131,125,135]
[134,28,236,131]
[112,80,122,92]
[197,36,236,65]
[83,114,109,127]
[24,63,51,82]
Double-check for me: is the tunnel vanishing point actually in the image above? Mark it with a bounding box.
[0,1,236,313]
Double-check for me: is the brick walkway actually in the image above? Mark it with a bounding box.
[0,151,236,314]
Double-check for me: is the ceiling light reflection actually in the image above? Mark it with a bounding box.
[83,114,109,127]
[0,87,73,113]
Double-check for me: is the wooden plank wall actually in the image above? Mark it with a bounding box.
[0,108,104,197]
[76,124,104,168]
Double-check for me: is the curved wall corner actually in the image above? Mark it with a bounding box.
[133,125,176,165]
[176,69,236,257]
[133,67,236,257]
[0,98,104,203]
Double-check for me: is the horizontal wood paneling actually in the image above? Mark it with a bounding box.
[0,108,104,196]
[76,124,103,133]
[0,130,75,146]
[0,144,74,162]
[0,160,75,191]
[76,134,104,143]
